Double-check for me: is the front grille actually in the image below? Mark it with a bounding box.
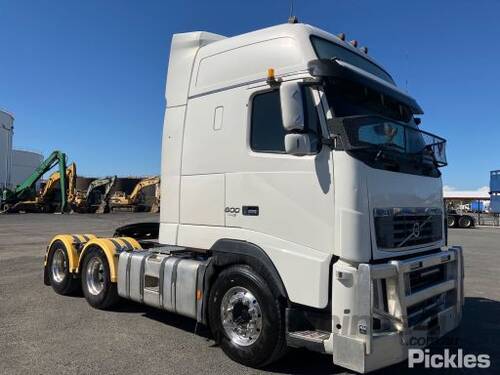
[375,212,442,249]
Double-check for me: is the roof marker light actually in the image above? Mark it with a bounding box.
[350,40,358,47]
[337,32,346,41]
[360,46,368,54]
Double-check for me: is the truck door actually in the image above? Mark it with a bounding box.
[225,85,334,255]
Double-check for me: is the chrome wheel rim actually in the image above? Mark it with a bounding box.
[51,248,67,283]
[86,256,105,296]
[220,286,263,346]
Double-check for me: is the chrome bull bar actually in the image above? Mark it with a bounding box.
[331,246,464,373]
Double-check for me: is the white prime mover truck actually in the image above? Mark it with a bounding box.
[44,21,464,373]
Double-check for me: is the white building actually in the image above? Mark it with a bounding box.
[11,149,44,187]
[0,108,43,189]
[0,109,14,189]
[443,185,490,200]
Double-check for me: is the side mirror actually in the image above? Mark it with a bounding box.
[285,133,312,156]
[280,81,304,132]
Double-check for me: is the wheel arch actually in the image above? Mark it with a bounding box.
[78,237,141,282]
[45,234,97,272]
[201,239,289,325]
[209,239,289,300]
[198,240,286,326]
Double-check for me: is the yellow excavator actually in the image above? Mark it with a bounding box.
[7,163,77,213]
[71,176,117,214]
[109,176,160,213]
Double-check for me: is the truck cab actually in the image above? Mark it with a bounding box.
[44,22,464,373]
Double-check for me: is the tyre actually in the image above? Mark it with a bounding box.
[458,215,473,228]
[47,240,80,295]
[80,246,119,309]
[208,265,287,368]
[447,216,456,228]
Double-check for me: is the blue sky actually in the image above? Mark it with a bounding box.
[1,0,499,189]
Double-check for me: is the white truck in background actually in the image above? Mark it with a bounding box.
[44,21,464,373]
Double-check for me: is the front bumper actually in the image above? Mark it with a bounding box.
[329,246,464,373]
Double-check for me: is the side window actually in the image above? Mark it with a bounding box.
[250,87,322,154]
[250,90,286,153]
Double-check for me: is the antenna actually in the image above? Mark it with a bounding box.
[288,0,298,23]
[404,50,409,92]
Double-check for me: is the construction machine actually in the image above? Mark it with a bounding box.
[109,176,160,212]
[1,150,69,213]
[71,176,117,214]
[6,163,76,213]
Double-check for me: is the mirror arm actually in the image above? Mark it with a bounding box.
[321,138,335,149]
[321,136,341,150]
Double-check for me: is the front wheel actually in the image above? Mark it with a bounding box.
[80,247,119,309]
[208,265,287,368]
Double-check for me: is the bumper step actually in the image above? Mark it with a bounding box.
[287,330,330,353]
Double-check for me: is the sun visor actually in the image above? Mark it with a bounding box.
[308,59,424,114]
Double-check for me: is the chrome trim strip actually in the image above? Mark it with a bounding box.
[374,207,442,217]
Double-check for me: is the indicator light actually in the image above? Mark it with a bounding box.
[266,68,279,86]
[267,68,275,80]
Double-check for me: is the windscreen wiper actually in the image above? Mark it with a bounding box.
[374,143,403,164]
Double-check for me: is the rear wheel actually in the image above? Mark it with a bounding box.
[208,265,287,368]
[47,240,80,295]
[81,247,119,309]
[458,215,473,228]
[447,216,456,228]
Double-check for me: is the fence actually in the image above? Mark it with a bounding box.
[475,212,500,227]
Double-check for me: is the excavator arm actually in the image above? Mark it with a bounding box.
[5,163,76,213]
[1,150,68,212]
[109,176,160,212]
[129,176,160,204]
[87,176,116,213]
[39,163,76,200]
[85,176,116,201]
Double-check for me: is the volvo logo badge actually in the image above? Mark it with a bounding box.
[397,216,432,247]
[412,222,421,238]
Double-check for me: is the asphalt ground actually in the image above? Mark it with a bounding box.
[0,213,499,374]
